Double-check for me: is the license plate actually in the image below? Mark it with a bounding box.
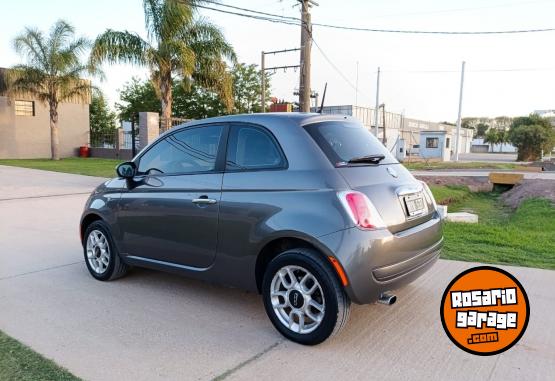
[404,193,425,217]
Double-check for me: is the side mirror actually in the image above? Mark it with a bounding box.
[116,161,136,179]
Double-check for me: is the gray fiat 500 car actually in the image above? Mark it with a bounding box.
[80,113,442,345]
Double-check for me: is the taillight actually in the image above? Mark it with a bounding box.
[337,191,386,230]
[420,181,437,211]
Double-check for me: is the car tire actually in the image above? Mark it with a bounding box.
[262,248,351,345]
[83,220,128,281]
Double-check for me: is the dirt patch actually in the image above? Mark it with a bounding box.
[501,180,555,208]
[415,175,493,192]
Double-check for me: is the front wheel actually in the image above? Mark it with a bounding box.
[83,220,128,281]
[262,248,351,345]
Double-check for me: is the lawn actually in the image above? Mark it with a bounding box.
[405,161,517,171]
[0,330,80,381]
[0,158,122,178]
[429,184,471,205]
[432,186,555,270]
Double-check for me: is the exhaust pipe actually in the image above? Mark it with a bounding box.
[378,292,397,305]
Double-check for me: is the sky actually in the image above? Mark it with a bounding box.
[1,0,555,122]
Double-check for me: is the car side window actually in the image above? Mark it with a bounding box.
[137,125,223,175]
[226,125,285,171]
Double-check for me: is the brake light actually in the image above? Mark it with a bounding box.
[420,181,437,211]
[337,191,386,230]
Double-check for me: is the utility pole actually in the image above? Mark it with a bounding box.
[373,67,380,137]
[260,48,300,113]
[381,104,387,146]
[298,0,317,112]
[260,51,265,112]
[355,61,359,107]
[454,61,466,161]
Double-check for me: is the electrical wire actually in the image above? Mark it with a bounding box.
[203,0,299,21]
[311,37,368,97]
[198,1,555,35]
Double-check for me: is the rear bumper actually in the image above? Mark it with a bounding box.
[317,213,443,304]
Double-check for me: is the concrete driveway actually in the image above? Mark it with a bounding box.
[0,165,554,381]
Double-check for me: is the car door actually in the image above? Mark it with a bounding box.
[117,123,227,269]
[217,123,289,279]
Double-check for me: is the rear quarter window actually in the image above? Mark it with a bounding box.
[304,121,397,166]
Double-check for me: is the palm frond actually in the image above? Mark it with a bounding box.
[192,59,233,111]
[143,0,164,41]
[49,20,75,57]
[90,30,151,67]
[5,65,49,102]
[184,18,236,64]
[13,28,49,72]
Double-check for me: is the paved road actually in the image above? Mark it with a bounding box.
[411,169,555,180]
[1,166,554,381]
[458,153,519,163]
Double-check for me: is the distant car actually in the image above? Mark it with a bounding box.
[80,113,443,345]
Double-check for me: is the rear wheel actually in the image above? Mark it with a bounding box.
[83,221,128,281]
[262,248,350,345]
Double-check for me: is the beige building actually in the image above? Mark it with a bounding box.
[0,68,90,159]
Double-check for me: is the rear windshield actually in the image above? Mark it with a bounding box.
[304,121,397,166]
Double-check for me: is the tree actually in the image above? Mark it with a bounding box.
[232,63,271,114]
[484,129,498,152]
[90,91,116,133]
[6,20,96,160]
[115,77,161,121]
[474,123,489,138]
[115,62,271,119]
[89,91,117,146]
[508,114,555,161]
[496,129,509,153]
[91,0,236,131]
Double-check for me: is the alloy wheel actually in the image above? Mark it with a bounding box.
[86,230,110,274]
[270,265,326,334]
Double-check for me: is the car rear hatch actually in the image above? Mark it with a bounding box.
[304,119,435,233]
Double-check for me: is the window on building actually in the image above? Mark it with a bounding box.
[14,100,35,116]
[426,137,439,148]
[446,138,450,148]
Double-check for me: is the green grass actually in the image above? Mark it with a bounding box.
[439,188,555,270]
[0,158,122,177]
[0,330,80,381]
[430,185,472,205]
[405,161,517,171]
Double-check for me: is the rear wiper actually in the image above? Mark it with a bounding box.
[347,154,386,164]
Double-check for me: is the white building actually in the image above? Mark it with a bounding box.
[314,105,473,161]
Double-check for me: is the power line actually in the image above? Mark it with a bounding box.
[203,0,299,21]
[360,0,551,20]
[198,1,555,35]
[379,67,555,73]
[196,5,300,26]
[311,37,365,96]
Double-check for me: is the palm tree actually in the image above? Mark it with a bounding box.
[90,0,236,131]
[6,20,95,160]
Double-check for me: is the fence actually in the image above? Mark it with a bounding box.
[89,114,139,160]
[89,113,192,159]
[159,116,191,134]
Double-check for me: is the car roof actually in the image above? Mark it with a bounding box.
[173,112,356,130]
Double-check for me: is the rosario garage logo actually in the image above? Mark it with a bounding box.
[440,266,530,356]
